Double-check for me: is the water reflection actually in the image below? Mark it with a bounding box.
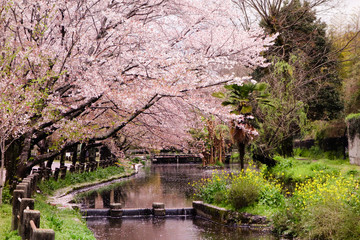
[86,217,275,240]
[78,164,215,208]
[82,164,276,239]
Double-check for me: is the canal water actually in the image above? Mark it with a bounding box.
[79,164,276,240]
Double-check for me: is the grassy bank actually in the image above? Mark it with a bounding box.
[0,162,134,240]
[191,157,360,239]
[38,162,133,195]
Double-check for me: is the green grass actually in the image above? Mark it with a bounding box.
[0,204,21,240]
[266,155,360,185]
[34,194,96,240]
[38,164,131,195]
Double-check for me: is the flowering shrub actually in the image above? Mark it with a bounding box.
[291,172,360,210]
[191,171,229,204]
[191,166,284,210]
[274,172,360,239]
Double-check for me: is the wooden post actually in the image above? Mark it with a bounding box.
[12,189,25,231]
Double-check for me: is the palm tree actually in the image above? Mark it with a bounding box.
[213,82,271,169]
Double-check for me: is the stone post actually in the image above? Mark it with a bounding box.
[45,167,52,181]
[60,166,67,180]
[30,220,55,240]
[16,183,29,199]
[85,164,91,172]
[18,198,35,236]
[110,203,123,217]
[33,173,40,186]
[36,168,43,180]
[75,164,79,173]
[22,178,33,197]
[53,168,60,181]
[12,190,25,231]
[22,209,40,240]
[152,202,165,216]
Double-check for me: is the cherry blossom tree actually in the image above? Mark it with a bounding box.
[0,0,275,180]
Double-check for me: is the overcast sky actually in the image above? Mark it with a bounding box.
[318,0,360,25]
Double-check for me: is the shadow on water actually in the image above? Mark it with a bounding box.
[80,164,276,240]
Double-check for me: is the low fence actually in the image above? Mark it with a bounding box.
[12,159,117,240]
[32,159,117,181]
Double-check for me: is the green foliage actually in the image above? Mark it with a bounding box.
[294,146,344,160]
[228,177,260,209]
[256,0,343,121]
[0,204,21,240]
[35,195,95,240]
[2,185,12,205]
[253,58,307,157]
[273,173,360,239]
[191,167,285,215]
[268,156,340,184]
[215,161,224,167]
[131,157,141,164]
[191,171,229,204]
[213,82,271,115]
[38,165,126,195]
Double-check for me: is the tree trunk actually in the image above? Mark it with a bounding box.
[46,156,55,169]
[60,151,65,167]
[72,144,78,165]
[0,141,5,205]
[5,139,22,185]
[238,142,245,170]
[88,140,96,162]
[17,131,34,179]
[79,143,87,163]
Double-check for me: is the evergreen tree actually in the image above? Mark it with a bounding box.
[253,0,343,120]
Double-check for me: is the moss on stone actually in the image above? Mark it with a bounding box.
[346,113,360,141]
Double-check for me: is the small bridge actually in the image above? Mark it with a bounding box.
[151,154,202,164]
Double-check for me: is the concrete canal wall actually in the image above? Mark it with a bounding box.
[82,201,269,229]
[347,115,360,165]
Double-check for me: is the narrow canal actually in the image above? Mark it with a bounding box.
[79,164,276,240]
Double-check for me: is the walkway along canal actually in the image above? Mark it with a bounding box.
[78,164,276,240]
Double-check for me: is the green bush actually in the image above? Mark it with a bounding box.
[300,198,360,240]
[131,157,141,163]
[191,171,228,204]
[192,166,285,215]
[2,185,12,205]
[273,173,360,239]
[228,178,260,209]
